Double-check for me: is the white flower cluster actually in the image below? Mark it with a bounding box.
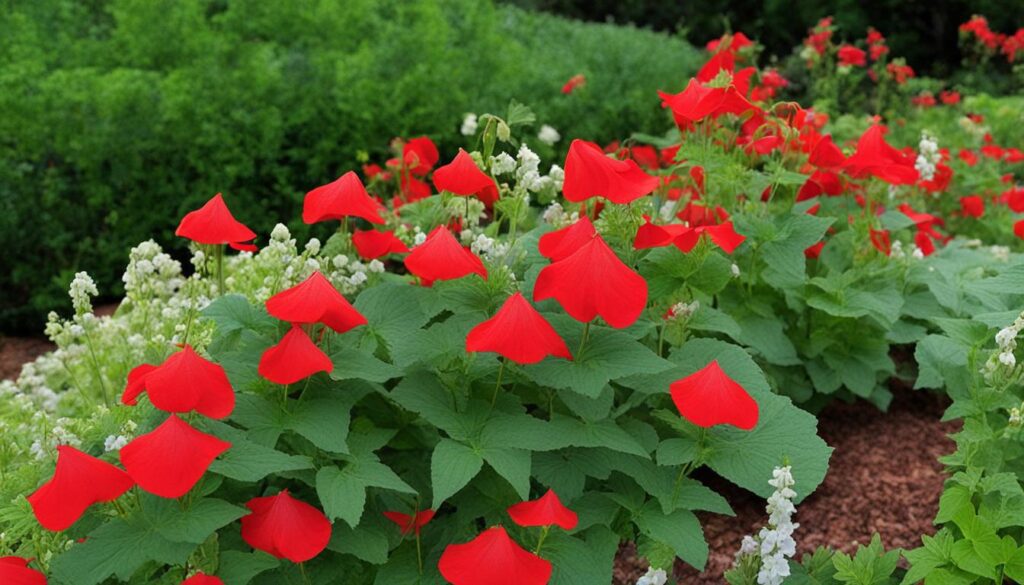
[957,116,990,141]
[29,418,81,461]
[541,202,580,228]
[635,567,668,585]
[538,124,561,146]
[69,272,98,315]
[444,196,487,228]
[668,300,700,321]
[987,312,1024,379]
[461,113,478,136]
[464,232,509,262]
[735,465,799,585]
[1010,401,1024,427]
[121,240,184,304]
[914,132,941,182]
[514,144,563,193]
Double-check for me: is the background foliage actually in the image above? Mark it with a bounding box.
[0,0,700,333]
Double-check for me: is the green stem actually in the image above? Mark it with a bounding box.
[576,321,591,358]
[491,358,506,408]
[416,532,424,575]
[534,525,551,556]
[83,328,111,407]
[214,244,225,296]
[298,562,311,585]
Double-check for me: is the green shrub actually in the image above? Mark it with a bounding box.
[0,0,700,333]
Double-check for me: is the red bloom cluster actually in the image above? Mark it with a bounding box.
[837,44,866,67]
[176,193,257,252]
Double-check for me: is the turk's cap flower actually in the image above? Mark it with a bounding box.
[0,557,46,585]
[258,325,333,385]
[670,360,759,430]
[562,139,659,204]
[538,216,596,261]
[28,445,134,531]
[533,234,648,329]
[121,345,235,419]
[241,490,332,563]
[302,171,387,226]
[120,414,230,499]
[182,574,224,585]
[352,229,410,260]
[438,526,552,585]
[466,293,572,365]
[383,509,435,536]
[265,271,367,334]
[506,488,578,530]
[175,193,257,250]
[404,226,488,286]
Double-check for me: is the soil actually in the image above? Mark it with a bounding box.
[615,387,959,584]
[0,333,958,584]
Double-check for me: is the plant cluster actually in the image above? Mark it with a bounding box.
[1,17,1024,585]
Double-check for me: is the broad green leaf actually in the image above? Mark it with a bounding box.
[545,527,619,585]
[141,496,247,544]
[50,519,195,585]
[209,439,314,482]
[218,551,280,585]
[330,346,404,383]
[480,447,532,500]
[634,501,708,570]
[431,438,484,507]
[327,522,390,564]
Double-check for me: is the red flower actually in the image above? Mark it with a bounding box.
[241,490,332,563]
[634,217,687,250]
[266,271,367,333]
[404,226,487,285]
[507,489,578,530]
[400,174,433,202]
[438,526,552,585]
[804,241,825,259]
[466,292,572,364]
[674,222,746,254]
[383,509,435,536]
[403,137,439,176]
[697,49,735,82]
[958,149,979,166]
[914,230,937,256]
[27,446,133,531]
[534,234,647,329]
[182,574,224,585]
[960,195,984,218]
[659,79,758,131]
[258,325,333,385]
[302,171,387,225]
[869,228,891,256]
[352,229,410,260]
[670,360,758,430]
[842,126,918,184]
[940,90,961,105]
[0,557,46,585]
[175,194,257,251]
[120,415,230,498]
[562,74,586,94]
[809,135,846,168]
[837,45,867,67]
[1014,219,1024,240]
[538,217,597,261]
[121,345,235,419]
[433,149,500,206]
[563,140,659,204]
[796,170,843,202]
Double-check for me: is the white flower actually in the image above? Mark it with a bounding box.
[731,263,741,278]
[368,259,385,273]
[733,465,799,585]
[413,230,428,246]
[542,202,566,225]
[271,223,291,242]
[538,124,561,146]
[305,238,321,255]
[636,567,668,585]
[492,152,517,175]
[999,351,1016,367]
[914,132,941,181]
[104,435,129,452]
[461,113,478,136]
[69,272,99,315]
[548,164,565,191]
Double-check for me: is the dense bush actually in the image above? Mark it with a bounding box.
[0,0,700,334]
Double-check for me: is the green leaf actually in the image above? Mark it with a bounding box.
[705,393,831,503]
[545,527,619,585]
[209,438,314,482]
[218,551,280,585]
[202,294,277,336]
[431,438,484,507]
[141,496,247,544]
[330,346,404,383]
[634,501,708,570]
[760,213,833,290]
[327,522,390,564]
[480,447,532,500]
[316,452,415,527]
[525,321,672,398]
[287,396,360,454]
[50,519,195,585]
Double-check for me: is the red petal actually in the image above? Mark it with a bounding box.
[182,574,224,585]
[433,149,500,205]
[438,526,552,585]
[228,242,258,253]
[303,171,387,225]
[383,509,435,535]
[563,139,659,204]
[403,137,439,176]
[175,194,257,246]
[507,489,578,530]
[258,325,333,385]
[266,271,367,333]
[960,195,984,218]
[120,415,230,498]
[466,293,572,364]
[241,490,332,563]
[123,345,235,419]
[533,235,648,329]
[28,446,134,531]
[842,126,918,185]
[869,228,891,256]
[121,363,157,406]
[0,557,47,585]
[670,360,759,430]
[538,217,596,261]
[634,218,687,250]
[404,226,487,284]
[703,222,746,254]
[809,135,846,167]
[352,229,410,260]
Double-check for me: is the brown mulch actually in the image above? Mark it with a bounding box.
[614,387,959,584]
[0,337,54,380]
